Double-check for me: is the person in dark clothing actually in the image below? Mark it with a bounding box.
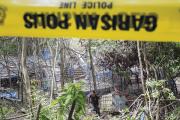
[89,90,100,116]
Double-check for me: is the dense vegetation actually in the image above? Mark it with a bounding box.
[0,37,179,120]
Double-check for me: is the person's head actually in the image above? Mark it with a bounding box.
[92,90,96,96]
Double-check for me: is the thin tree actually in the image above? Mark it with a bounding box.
[59,40,65,90]
[137,41,148,105]
[47,39,58,102]
[88,40,97,91]
[20,38,33,118]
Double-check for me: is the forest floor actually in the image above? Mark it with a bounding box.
[1,77,180,120]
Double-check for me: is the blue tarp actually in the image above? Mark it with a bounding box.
[0,91,17,99]
[41,48,51,60]
[96,70,112,81]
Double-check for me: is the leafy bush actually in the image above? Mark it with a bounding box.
[165,106,180,120]
[146,80,175,99]
[0,106,14,120]
[40,82,86,120]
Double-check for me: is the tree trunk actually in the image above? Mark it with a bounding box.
[137,41,146,94]
[17,40,23,102]
[155,98,160,120]
[68,100,76,120]
[85,48,92,91]
[143,43,153,120]
[5,57,12,88]
[47,40,58,102]
[36,104,42,120]
[21,38,33,118]
[60,40,65,90]
[143,43,150,79]
[137,41,148,105]
[88,40,97,91]
[3,41,12,88]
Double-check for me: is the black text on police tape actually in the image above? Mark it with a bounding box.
[24,12,158,32]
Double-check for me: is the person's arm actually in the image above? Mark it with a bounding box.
[88,95,91,104]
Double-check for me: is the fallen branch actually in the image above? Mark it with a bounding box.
[5,113,32,120]
[160,101,177,110]
[129,94,143,109]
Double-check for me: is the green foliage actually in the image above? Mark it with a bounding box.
[40,82,86,120]
[0,106,5,120]
[175,42,180,47]
[95,40,137,70]
[165,106,180,120]
[121,108,147,120]
[165,58,180,78]
[40,107,58,120]
[30,80,48,107]
[146,80,176,99]
[146,42,180,79]
[0,39,18,55]
[82,115,97,120]
[0,105,14,120]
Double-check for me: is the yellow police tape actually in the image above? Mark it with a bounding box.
[0,0,180,42]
